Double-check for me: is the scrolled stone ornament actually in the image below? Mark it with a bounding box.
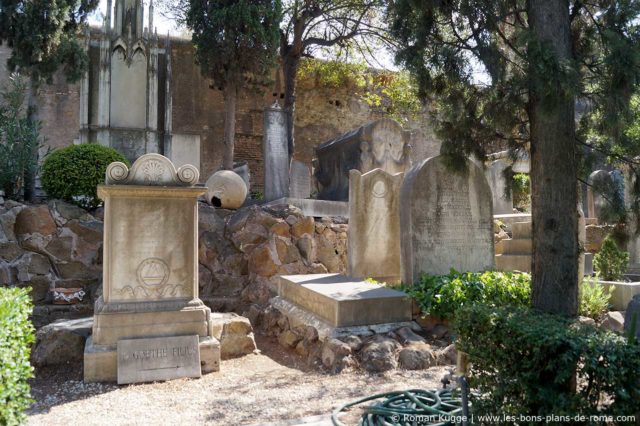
[177,164,200,186]
[106,162,130,184]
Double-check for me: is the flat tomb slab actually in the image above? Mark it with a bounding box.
[278,274,411,327]
[117,335,201,384]
[265,198,348,218]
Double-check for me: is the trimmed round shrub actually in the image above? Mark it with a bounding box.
[41,143,129,209]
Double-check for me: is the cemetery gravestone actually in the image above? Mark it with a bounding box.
[263,104,289,201]
[400,155,495,285]
[348,169,404,283]
[486,159,513,214]
[314,118,413,201]
[84,154,220,383]
[289,160,312,199]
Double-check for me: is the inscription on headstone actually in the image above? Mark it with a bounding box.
[263,104,289,201]
[486,159,513,214]
[348,169,403,283]
[117,335,201,384]
[400,156,494,284]
[289,160,311,199]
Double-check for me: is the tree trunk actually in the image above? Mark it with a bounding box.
[24,76,39,202]
[528,0,578,316]
[283,54,298,161]
[222,83,237,170]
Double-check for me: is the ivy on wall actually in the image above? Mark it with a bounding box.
[296,58,423,124]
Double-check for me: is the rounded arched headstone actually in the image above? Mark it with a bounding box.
[400,155,495,285]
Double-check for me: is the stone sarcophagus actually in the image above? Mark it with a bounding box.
[314,118,413,201]
[84,154,220,383]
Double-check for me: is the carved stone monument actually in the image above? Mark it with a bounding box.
[348,169,403,283]
[289,160,311,199]
[486,159,513,214]
[314,118,413,201]
[400,155,495,284]
[84,154,220,383]
[263,104,289,201]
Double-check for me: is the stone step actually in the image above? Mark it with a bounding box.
[495,254,532,272]
[512,221,532,239]
[278,273,412,327]
[498,238,532,255]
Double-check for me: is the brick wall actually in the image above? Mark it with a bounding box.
[0,39,439,193]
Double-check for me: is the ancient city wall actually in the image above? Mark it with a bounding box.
[0,38,439,192]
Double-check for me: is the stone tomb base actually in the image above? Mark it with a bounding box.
[84,299,220,383]
[277,274,412,328]
[265,198,348,218]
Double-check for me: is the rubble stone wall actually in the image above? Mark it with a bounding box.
[0,199,347,328]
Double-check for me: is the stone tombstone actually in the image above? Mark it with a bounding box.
[314,118,412,201]
[587,170,609,220]
[117,335,201,385]
[289,160,311,199]
[84,154,220,383]
[263,103,289,201]
[486,159,513,214]
[587,169,624,223]
[624,294,640,341]
[400,155,495,284]
[348,169,404,283]
[233,160,251,193]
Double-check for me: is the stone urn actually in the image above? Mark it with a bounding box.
[205,170,247,209]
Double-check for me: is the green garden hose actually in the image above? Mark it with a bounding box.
[331,388,465,426]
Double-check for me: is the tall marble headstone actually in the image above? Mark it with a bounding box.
[289,160,311,199]
[84,154,220,383]
[587,170,609,220]
[400,155,494,284]
[314,119,412,201]
[348,169,404,283]
[263,104,289,201]
[486,159,513,214]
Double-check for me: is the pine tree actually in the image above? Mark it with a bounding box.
[0,0,99,199]
[186,0,282,170]
[389,0,640,316]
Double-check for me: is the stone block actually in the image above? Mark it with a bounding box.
[278,274,411,327]
[117,335,202,385]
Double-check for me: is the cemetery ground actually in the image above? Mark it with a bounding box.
[27,335,448,425]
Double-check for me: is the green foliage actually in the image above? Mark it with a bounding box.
[455,305,640,418]
[0,75,41,199]
[0,287,35,426]
[186,0,282,92]
[579,275,613,320]
[512,173,530,212]
[593,235,629,281]
[388,1,640,222]
[298,59,367,89]
[41,143,128,209]
[402,270,531,321]
[0,0,99,84]
[297,58,423,123]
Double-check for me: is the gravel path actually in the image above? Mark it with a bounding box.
[27,337,450,426]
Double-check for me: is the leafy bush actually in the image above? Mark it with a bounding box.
[455,305,640,419]
[0,76,41,200]
[512,173,530,212]
[402,270,531,321]
[593,235,629,281]
[579,275,613,320]
[0,287,35,425]
[41,143,128,209]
